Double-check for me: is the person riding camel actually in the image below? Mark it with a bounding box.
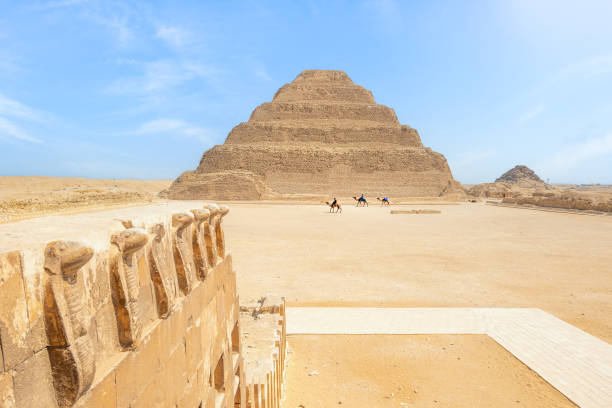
[360,193,365,201]
[331,197,337,207]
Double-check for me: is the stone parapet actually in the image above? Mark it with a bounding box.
[240,296,287,408]
[0,202,245,408]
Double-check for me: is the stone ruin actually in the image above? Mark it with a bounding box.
[163,70,463,200]
[0,203,286,408]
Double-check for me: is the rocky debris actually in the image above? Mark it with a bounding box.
[495,165,544,184]
[166,70,463,200]
[503,192,612,213]
[160,170,277,200]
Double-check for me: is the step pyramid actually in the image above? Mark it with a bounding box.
[164,70,462,200]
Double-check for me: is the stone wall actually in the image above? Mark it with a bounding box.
[240,296,287,408]
[0,202,251,408]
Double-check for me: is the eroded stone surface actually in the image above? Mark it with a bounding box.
[0,202,251,408]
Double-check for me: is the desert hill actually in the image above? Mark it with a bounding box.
[0,176,170,222]
[164,70,463,200]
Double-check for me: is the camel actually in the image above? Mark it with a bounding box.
[325,201,342,213]
[352,196,368,207]
[377,197,391,206]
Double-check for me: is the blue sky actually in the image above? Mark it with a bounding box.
[1,0,612,184]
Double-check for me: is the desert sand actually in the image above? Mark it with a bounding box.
[2,184,610,406]
[283,335,576,407]
[0,176,170,222]
[219,201,612,406]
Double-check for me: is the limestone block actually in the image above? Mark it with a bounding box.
[12,350,57,408]
[148,222,180,310]
[73,369,116,408]
[115,321,162,408]
[177,369,201,408]
[0,371,16,407]
[109,228,148,349]
[215,205,229,259]
[147,223,171,318]
[185,323,203,377]
[190,208,211,280]
[92,301,120,361]
[163,340,188,406]
[203,204,219,266]
[129,370,167,408]
[0,251,32,370]
[171,212,196,295]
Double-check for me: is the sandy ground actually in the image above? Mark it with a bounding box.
[3,194,610,405]
[0,176,170,222]
[283,335,576,408]
[221,201,612,406]
[225,203,612,344]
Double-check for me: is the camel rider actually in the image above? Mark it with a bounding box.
[360,193,365,201]
[331,197,337,207]
[383,197,389,203]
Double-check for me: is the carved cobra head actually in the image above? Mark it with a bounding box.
[191,209,211,225]
[218,205,230,218]
[44,241,94,283]
[111,228,148,256]
[149,223,166,242]
[204,203,220,216]
[172,212,194,230]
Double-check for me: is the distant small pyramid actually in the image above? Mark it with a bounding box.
[495,165,543,184]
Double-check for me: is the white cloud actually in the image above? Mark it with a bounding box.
[28,0,90,11]
[548,134,612,166]
[106,60,220,94]
[551,55,612,82]
[136,119,187,134]
[0,117,42,143]
[519,104,545,123]
[451,149,497,167]
[156,25,191,50]
[254,65,273,82]
[120,118,218,144]
[0,93,42,121]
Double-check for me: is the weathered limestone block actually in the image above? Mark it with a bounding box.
[0,251,32,370]
[215,205,229,259]
[0,371,16,407]
[0,202,250,408]
[147,223,171,319]
[203,204,219,267]
[12,349,57,407]
[190,208,211,281]
[43,241,96,407]
[171,212,196,295]
[109,228,148,349]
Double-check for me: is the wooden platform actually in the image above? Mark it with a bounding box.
[286,307,612,408]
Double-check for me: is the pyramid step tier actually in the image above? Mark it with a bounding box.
[194,144,457,196]
[273,83,375,103]
[249,101,399,124]
[226,121,422,146]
